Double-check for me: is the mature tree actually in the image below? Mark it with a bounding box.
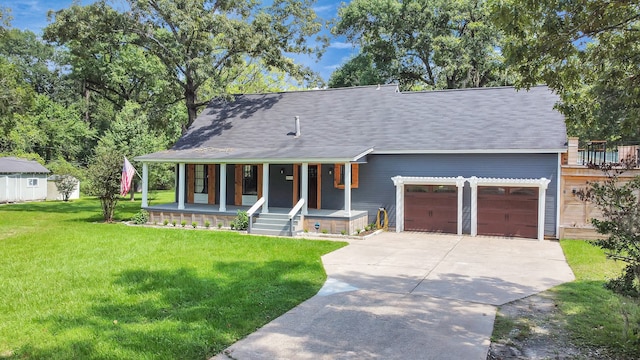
[224,59,304,94]
[100,101,172,192]
[86,142,122,222]
[0,7,10,31]
[491,0,640,141]
[0,29,61,95]
[0,58,35,153]
[5,95,94,162]
[334,0,511,90]
[45,0,325,131]
[328,53,387,88]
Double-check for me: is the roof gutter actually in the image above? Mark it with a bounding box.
[374,148,567,155]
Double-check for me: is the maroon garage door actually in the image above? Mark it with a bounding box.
[477,186,538,238]
[405,185,457,233]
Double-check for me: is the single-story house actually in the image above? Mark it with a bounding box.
[0,157,50,203]
[47,175,80,201]
[136,85,567,240]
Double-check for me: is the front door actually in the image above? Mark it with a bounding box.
[297,165,319,209]
[308,165,318,208]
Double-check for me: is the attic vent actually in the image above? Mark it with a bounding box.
[295,116,301,137]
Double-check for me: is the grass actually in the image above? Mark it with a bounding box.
[553,240,640,357]
[0,192,346,359]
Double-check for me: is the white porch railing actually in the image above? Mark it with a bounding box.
[288,198,305,236]
[247,197,265,234]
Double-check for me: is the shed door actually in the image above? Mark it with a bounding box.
[404,185,457,233]
[477,186,538,238]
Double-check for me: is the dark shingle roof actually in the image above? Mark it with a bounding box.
[138,85,566,162]
[0,157,50,174]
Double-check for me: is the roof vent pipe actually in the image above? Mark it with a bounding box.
[295,116,301,137]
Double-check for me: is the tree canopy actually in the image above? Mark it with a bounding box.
[45,0,325,130]
[491,0,640,141]
[333,0,511,89]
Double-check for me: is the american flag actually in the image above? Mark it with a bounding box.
[120,157,136,196]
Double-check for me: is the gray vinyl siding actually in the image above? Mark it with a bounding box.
[346,154,559,236]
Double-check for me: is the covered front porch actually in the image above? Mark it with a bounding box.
[137,151,373,235]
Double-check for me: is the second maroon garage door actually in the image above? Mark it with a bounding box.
[405,185,457,233]
[477,186,538,238]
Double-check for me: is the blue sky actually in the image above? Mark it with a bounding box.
[0,0,357,82]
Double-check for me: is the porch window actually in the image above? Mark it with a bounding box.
[334,164,359,189]
[243,165,258,195]
[27,178,38,187]
[194,165,208,193]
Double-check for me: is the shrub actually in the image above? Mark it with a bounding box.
[217,223,223,229]
[53,174,78,202]
[321,229,328,234]
[205,220,211,228]
[577,161,640,296]
[230,210,249,230]
[355,228,361,234]
[131,209,149,224]
[172,220,177,227]
[181,220,187,227]
[163,219,169,226]
[340,230,347,235]
[192,221,198,228]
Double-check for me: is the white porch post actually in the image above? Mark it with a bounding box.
[301,163,308,215]
[344,163,351,216]
[469,176,478,237]
[142,163,149,208]
[538,178,550,241]
[456,176,465,236]
[392,177,404,232]
[178,163,185,210]
[262,163,269,213]
[219,164,227,212]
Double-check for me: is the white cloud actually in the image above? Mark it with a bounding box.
[313,5,334,13]
[329,41,354,49]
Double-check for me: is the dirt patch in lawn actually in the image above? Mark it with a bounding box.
[487,291,617,360]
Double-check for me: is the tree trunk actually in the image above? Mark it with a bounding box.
[184,76,198,133]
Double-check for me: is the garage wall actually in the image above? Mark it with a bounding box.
[348,153,559,236]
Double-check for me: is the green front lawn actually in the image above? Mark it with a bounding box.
[0,194,345,359]
[555,240,640,357]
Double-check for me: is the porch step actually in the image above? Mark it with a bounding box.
[251,212,302,236]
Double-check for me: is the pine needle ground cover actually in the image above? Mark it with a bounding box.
[0,194,345,359]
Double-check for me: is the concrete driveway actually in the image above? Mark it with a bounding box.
[213,232,575,360]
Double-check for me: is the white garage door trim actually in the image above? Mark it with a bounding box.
[391,176,466,235]
[468,176,550,241]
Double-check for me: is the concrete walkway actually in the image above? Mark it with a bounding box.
[213,233,575,360]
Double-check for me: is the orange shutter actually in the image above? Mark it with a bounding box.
[257,164,263,199]
[234,165,242,205]
[293,165,299,205]
[333,164,359,189]
[187,164,195,203]
[351,164,359,189]
[208,165,216,205]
